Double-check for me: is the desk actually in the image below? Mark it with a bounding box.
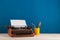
[0,34,60,40]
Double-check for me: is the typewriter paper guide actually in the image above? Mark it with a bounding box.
[10,20,27,27]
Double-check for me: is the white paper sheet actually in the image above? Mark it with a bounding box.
[10,20,27,27]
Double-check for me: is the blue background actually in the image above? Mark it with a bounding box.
[0,0,60,33]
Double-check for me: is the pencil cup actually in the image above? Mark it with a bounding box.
[34,27,40,35]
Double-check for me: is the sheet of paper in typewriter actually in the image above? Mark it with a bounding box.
[10,20,27,27]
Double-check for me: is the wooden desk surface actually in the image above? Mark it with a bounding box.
[0,34,60,40]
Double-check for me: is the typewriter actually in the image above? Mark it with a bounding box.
[8,20,34,37]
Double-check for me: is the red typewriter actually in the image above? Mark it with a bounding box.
[8,20,34,37]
